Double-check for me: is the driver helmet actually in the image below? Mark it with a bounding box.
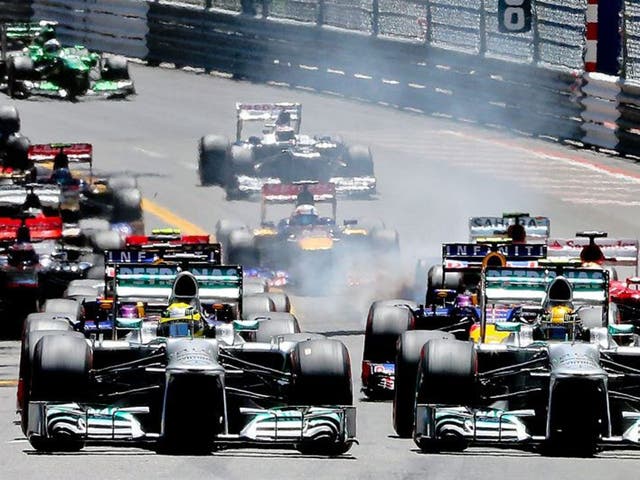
[291,204,318,226]
[158,302,203,337]
[50,167,74,186]
[43,38,61,56]
[275,126,295,142]
[541,304,576,341]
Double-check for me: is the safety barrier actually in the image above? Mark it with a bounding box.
[0,0,33,22]
[31,0,149,58]
[8,0,640,158]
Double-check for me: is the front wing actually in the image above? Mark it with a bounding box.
[27,401,356,449]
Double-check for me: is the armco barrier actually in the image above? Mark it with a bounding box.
[13,0,640,158]
[146,2,583,141]
[32,0,148,58]
[579,73,620,150]
[0,0,33,22]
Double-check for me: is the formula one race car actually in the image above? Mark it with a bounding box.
[546,231,639,323]
[414,213,551,303]
[361,241,547,400]
[28,143,143,232]
[396,265,640,456]
[198,103,375,198]
[216,183,398,291]
[1,22,135,100]
[19,253,355,455]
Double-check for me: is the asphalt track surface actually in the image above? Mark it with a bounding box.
[2,64,640,479]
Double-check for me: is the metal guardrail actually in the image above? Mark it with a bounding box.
[0,0,33,23]
[31,0,149,58]
[7,0,640,158]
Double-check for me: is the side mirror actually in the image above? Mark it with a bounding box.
[495,322,521,333]
[608,324,635,335]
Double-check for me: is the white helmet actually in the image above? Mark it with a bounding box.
[43,38,61,55]
[291,204,318,226]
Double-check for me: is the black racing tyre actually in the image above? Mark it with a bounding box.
[604,266,619,281]
[102,56,130,80]
[241,293,276,318]
[0,105,20,135]
[108,176,137,190]
[265,292,290,312]
[414,339,475,452]
[345,144,373,176]
[31,333,91,401]
[290,339,353,455]
[86,265,106,280]
[91,230,124,251]
[43,299,81,325]
[199,135,230,186]
[227,229,259,266]
[426,265,462,304]
[363,302,414,363]
[243,277,268,295]
[393,330,455,438]
[19,330,83,435]
[8,56,34,98]
[215,219,248,254]
[112,187,142,223]
[28,334,91,452]
[4,134,30,170]
[372,228,399,251]
[230,145,255,173]
[290,339,352,406]
[78,217,110,241]
[416,339,475,406]
[254,313,301,343]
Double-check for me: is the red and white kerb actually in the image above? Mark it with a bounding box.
[585,0,598,72]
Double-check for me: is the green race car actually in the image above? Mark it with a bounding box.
[1,21,135,100]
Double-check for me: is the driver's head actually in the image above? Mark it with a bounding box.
[275,110,291,126]
[507,223,526,243]
[53,149,69,170]
[43,38,61,56]
[50,167,74,186]
[291,204,318,226]
[541,304,576,340]
[158,302,203,337]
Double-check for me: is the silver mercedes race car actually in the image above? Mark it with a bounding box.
[198,102,376,199]
[19,253,355,455]
[394,265,640,456]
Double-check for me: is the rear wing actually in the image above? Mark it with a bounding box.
[236,102,302,140]
[469,216,550,242]
[105,242,221,265]
[482,266,608,304]
[442,243,547,270]
[0,184,61,209]
[0,217,62,241]
[546,238,639,274]
[28,143,92,166]
[261,183,336,222]
[114,263,242,303]
[1,21,56,58]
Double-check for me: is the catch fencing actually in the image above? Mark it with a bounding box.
[8,0,640,157]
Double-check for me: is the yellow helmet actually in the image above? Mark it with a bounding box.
[550,305,573,324]
[160,302,201,324]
